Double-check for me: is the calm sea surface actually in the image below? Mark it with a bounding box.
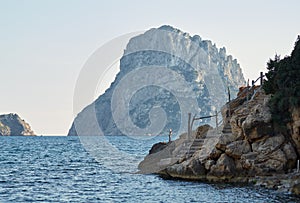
[0,136,299,203]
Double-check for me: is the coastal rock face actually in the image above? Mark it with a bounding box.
[230,87,273,142]
[149,142,168,154]
[68,25,245,136]
[139,88,299,193]
[289,107,300,155]
[0,113,35,136]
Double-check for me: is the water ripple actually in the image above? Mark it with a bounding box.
[0,136,299,202]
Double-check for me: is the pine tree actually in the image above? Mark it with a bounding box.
[263,36,300,131]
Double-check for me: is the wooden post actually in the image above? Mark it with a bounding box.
[215,110,218,131]
[252,80,255,86]
[227,86,231,102]
[228,101,231,117]
[188,113,191,140]
[260,72,264,85]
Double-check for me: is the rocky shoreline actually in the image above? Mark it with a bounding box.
[139,87,300,195]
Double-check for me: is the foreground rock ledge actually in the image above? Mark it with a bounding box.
[138,88,300,195]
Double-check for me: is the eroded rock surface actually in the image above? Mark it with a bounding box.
[139,88,300,195]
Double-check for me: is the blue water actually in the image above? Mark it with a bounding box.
[0,136,299,203]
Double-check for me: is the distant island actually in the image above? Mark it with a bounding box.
[0,113,35,136]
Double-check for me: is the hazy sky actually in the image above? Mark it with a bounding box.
[1,0,299,135]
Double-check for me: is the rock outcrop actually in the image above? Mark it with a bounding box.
[139,87,300,194]
[288,107,300,156]
[68,25,245,136]
[0,113,35,136]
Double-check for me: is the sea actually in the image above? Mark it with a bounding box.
[0,136,299,203]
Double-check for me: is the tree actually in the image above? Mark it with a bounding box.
[263,36,300,131]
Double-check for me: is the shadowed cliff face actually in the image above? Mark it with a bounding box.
[0,113,35,136]
[289,107,300,155]
[68,25,245,137]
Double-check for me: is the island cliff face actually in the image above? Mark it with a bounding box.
[68,25,245,136]
[0,113,35,136]
[138,87,300,194]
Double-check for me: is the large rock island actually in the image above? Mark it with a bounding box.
[68,25,245,136]
[0,113,35,136]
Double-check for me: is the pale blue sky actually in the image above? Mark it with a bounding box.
[0,0,299,135]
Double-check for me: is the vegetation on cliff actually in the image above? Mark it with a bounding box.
[263,36,300,130]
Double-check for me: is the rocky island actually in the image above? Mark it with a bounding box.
[0,113,35,136]
[68,25,245,137]
[139,36,300,195]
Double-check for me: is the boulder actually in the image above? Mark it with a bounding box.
[251,134,285,155]
[149,142,168,154]
[166,160,193,177]
[225,140,251,159]
[256,149,287,173]
[230,111,247,140]
[189,159,206,176]
[207,148,223,160]
[195,124,212,139]
[247,134,290,174]
[283,142,297,169]
[208,154,236,177]
[215,133,236,151]
[194,131,222,161]
[240,152,258,170]
[164,158,206,180]
[242,103,273,142]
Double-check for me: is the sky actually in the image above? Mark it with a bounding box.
[0,0,299,135]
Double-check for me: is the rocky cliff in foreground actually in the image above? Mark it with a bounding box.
[0,113,35,136]
[139,87,300,195]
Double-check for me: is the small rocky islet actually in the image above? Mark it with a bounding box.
[0,113,35,136]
